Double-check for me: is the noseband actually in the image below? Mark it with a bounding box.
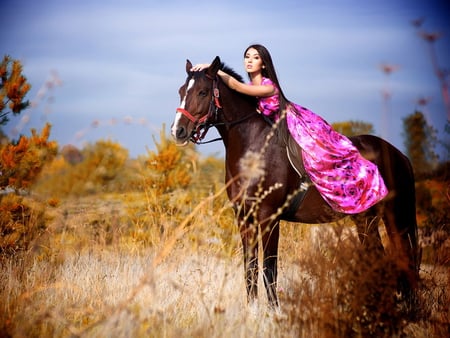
[176,75,222,143]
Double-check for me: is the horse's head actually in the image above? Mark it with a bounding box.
[171,56,222,146]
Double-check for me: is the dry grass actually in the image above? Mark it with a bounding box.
[0,191,448,337]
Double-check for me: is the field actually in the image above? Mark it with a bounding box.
[1,182,448,337]
[0,134,449,337]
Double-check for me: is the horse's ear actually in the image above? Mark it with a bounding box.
[186,59,192,74]
[206,56,221,78]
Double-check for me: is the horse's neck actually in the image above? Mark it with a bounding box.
[215,83,268,149]
[217,107,269,153]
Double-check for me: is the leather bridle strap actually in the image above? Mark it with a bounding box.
[175,107,208,125]
[175,76,222,142]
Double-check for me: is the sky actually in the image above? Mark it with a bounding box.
[2,0,449,159]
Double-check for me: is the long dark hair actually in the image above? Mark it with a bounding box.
[244,44,292,142]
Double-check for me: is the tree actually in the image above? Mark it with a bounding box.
[80,140,129,185]
[0,55,31,126]
[32,140,129,197]
[332,120,374,137]
[403,110,439,175]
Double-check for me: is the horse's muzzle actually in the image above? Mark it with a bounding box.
[171,123,190,146]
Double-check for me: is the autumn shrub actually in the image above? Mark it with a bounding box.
[419,210,450,266]
[0,123,57,255]
[331,120,374,136]
[34,139,130,197]
[79,139,130,191]
[0,55,31,125]
[0,194,48,255]
[124,129,233,250]
[0,123,57,190]
[143,129,195,195]
[125,129,194,244]
[280,225,408,337]
[414,164,450,266]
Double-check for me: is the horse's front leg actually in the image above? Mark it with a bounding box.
[239,219,259,302]
[262,220,280,307]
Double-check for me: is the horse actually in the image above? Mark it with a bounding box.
[170,56,420,308]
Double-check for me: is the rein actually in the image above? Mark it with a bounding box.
[176,75,257,144]
[194,113,258,144]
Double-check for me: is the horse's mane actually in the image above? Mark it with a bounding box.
[219,62,258,103]
[220,63,245,83]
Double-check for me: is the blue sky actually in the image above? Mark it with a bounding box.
[2,0,449,158]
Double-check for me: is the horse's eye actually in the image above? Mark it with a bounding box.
[199,90,207,97]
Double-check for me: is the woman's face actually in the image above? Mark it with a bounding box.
[244,48,264,74]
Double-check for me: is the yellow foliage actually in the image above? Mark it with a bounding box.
[46,197,60,207]
[332,120,374,137]
[0,194,47,255]
[144,131,193,195]
[1,55,31,120]
[33,139,130,197]
[0,123,58,189]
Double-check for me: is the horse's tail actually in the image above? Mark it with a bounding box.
[353,135,420,288]
[377,136,420,293]
[403,152,421,277]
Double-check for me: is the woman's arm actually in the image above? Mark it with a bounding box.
[218,71,276,97]
[191,64,276,97]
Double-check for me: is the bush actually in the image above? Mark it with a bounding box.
[143,129,195,195]
[280,226,408,337]
[0,194,47,255]
[0,123,57,190]
[34,139,130,197]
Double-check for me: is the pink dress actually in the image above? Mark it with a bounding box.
[257,77,388,214]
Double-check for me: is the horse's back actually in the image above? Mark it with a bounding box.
[349,134,415,194]
[286,134,416,224]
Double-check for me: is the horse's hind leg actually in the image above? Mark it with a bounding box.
[376,140,419,315]
[352,211,384,254]
[382,196,420,295]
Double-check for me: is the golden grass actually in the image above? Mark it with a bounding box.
[1,190,448,337]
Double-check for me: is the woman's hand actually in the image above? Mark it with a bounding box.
[190,64,210,71]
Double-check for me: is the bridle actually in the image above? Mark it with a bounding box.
[176,74,222,144]
[175,73,262,144]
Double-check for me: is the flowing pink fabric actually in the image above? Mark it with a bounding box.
[257,78,388,214]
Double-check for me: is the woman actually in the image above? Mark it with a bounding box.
[191,44,388,214]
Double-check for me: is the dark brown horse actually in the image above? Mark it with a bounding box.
[171,56,420,307]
